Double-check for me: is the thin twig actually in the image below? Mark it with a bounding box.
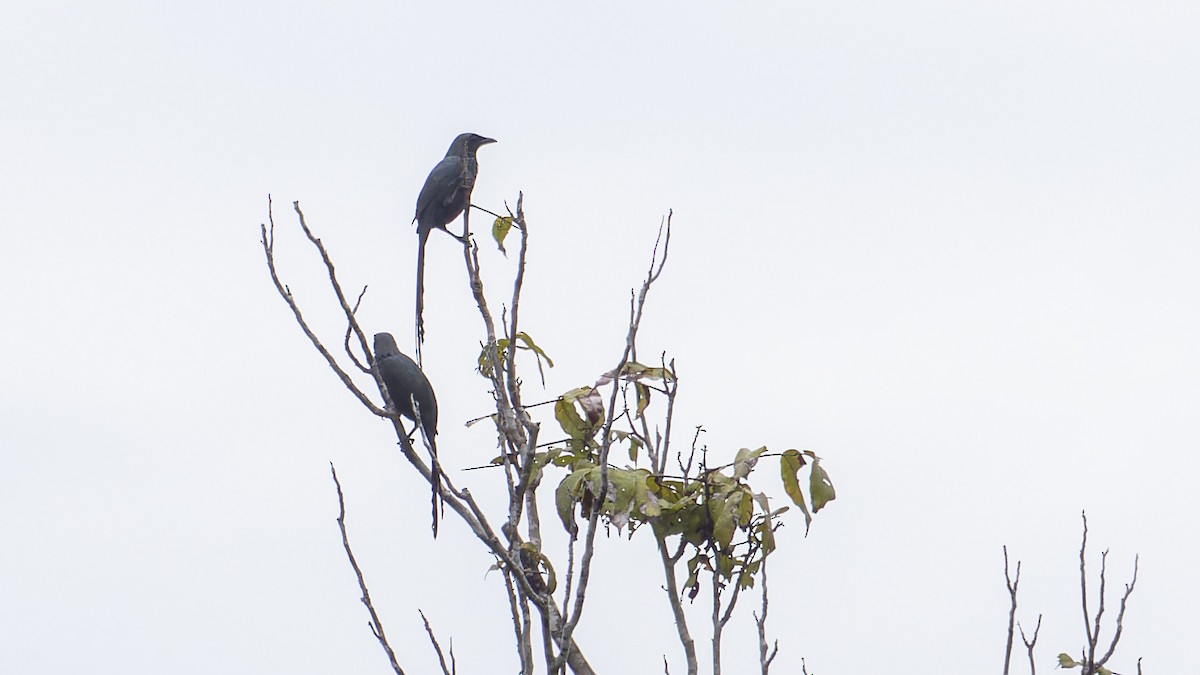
[344,285,372,373]
[330,464,405,675]
[260,198,383,416]
[754,556,779,674]
[553,214,674,673]
[419,609,454,675]
[1097,556,1138,667]
[1019,615,1041,675]
[1003,546,1020,675]
[656,531,699,675]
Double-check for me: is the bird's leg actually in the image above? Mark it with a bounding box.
[437,224,467,244]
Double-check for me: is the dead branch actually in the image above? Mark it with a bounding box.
[419,609,454,675]
[1003,545,1020,675]
[331,464,405,675]
[1019,615,1041,675]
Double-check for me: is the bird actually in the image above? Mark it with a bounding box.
[373,331,442,535]
[412,132,497,363]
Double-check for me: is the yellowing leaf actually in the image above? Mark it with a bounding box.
[810,461,837,512]
[492,216,515,253]
[780,449,812,530]
[635,382,651,419]
[513,332,554,367]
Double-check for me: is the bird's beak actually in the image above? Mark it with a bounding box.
[480,136,497,145]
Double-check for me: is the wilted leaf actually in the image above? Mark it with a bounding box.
[595,361,676,387]
[635,382,650,419]
[492,216,515,253]
[575,387,604,426]
[556,387,604,445]
[733,446,766,480]
[476,340,507,378]
[518,542,557,593]
[513,332,554,368]
[780,449,812,530]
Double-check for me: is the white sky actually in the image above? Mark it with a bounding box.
[2,1,1197,673]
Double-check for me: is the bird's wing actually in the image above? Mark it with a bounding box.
[415,155,465,224]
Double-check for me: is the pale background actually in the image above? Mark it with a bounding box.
[2,2,1196,673]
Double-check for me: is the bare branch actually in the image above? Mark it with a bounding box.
[1019,615,1041,675]
[1003,546,1021,675]
[553,214,674,672]
[330,464,405,675]
[656,531,699,675]
[1075,511,1140,675]
[500,565,533,674]
[259,198,384,416]
[1097,555,1139,667]
[344,285,372,374]
[419,609,454,675]
[1079,511,1096,671]
[755,556,780,674]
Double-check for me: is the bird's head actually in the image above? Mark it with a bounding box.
[449,132,497,155]
[373,332,400,359]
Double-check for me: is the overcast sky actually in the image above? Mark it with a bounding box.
[2,2,1197,673]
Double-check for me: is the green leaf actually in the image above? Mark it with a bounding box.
[810,461,837,512]
[492,216,515,253]
[760,519,776,554]
[559,386,602,429]
[685,553,706,596]
[709,496,735,550]
[556,466,593,533]
[715,552,735,578]
[738,568,756,589]
[780,449,812,530]
[637,473,661,518]
[608,468,638,516]
[555,397,589,444]
[628,435,642,462]
[530,448,562,476]
[734,487,754,526]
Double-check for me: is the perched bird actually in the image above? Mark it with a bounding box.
[413,132,496,361]
[373,332,442,535]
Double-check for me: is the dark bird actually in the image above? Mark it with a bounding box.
[413,132,496,362]
[373,331,442,535]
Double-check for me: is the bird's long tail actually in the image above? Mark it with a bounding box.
[430,443,442,537]
[415,227,429,366]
